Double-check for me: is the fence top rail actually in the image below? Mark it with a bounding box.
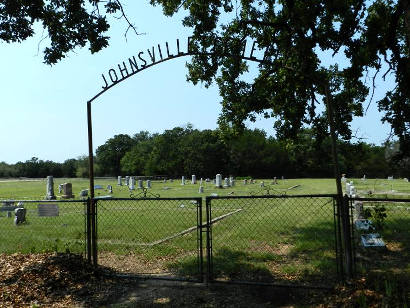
[95,197,203,202]
[206,194,337,200]
[0,199,87,203]
[349,196,410,203]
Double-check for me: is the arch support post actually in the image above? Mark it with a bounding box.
[87,101,97,265]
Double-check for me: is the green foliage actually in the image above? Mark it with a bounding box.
[0,0,124,64]
[96,134,136,176]
[151,0,409,153]
[363,204,388,231]
[0,126,401,179]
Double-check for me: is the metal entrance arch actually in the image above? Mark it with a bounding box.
[86,37,269,264]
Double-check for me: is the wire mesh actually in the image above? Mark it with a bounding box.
[95,198,202,281]
[350,197,410,276]
[207,195,338,286]
[0,199,86,255]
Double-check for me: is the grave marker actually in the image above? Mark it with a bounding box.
[215,174,222,188]
[129,177,136,190]
[14,208,26,225]
[223,177,230,188]
[37,204,59,217]
[46,176,56,200]
[61,183,74,199]
[107,185,113,194]
[79,189,88,197]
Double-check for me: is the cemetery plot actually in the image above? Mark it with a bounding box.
[96,198,205,280]
[353,199,410,274]
[0,200,86,254]
[207,196,338,286]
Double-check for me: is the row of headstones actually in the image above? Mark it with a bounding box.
[117,176,152,190]
[46,176,112,200]
[117,174,283,192]
[342,174,405,182]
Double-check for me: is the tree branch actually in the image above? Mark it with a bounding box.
[114,0,145,41]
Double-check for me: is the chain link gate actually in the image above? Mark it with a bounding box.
[205,194,342,287]
[93,197,203,282]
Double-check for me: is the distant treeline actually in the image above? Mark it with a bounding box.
[1,125,408,179]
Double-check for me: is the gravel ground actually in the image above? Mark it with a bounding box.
[1,253,407,307]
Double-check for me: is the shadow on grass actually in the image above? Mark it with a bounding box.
[169,220,339,285]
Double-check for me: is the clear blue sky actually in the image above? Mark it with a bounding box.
[0,2,393,164]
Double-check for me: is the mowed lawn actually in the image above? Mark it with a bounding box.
[1,177,410,283]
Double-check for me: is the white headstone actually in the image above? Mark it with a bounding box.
[350,185,356,196]
[341,176,346,183]
[181,176,185,185]
[260,181,264,187]
[58,184,63,194]
[117,176,122,186]
[243,179,247,185]
[46,176,56,200]
[273,177,277,184]
[230,178,235,187]
[346,183,351,195]
[146,180,151,189]
[192,175,196,184]
[223,177,230,187]
[198,186,204,193]
[137,179,143,189]
[200,178,203,186]
[125,176,130,186]
[215,174,222,188]
[129,177,135,190]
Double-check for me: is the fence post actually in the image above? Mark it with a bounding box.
[91,198,98,267]
[86,197,92,263]
[340,195,353,280]
[205,197,213,283]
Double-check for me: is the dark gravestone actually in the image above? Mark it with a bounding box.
[14,208,26,225]
[38,204,59,217]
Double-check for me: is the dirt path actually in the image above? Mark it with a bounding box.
[108,279,328,307]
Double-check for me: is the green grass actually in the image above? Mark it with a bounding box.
[1,177,409,283]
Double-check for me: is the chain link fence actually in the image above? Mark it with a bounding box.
[0,199,86,255]
[350,197,410,276]
[4,194,408,286]
[95,198,203,281]
[206,195,339,286]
